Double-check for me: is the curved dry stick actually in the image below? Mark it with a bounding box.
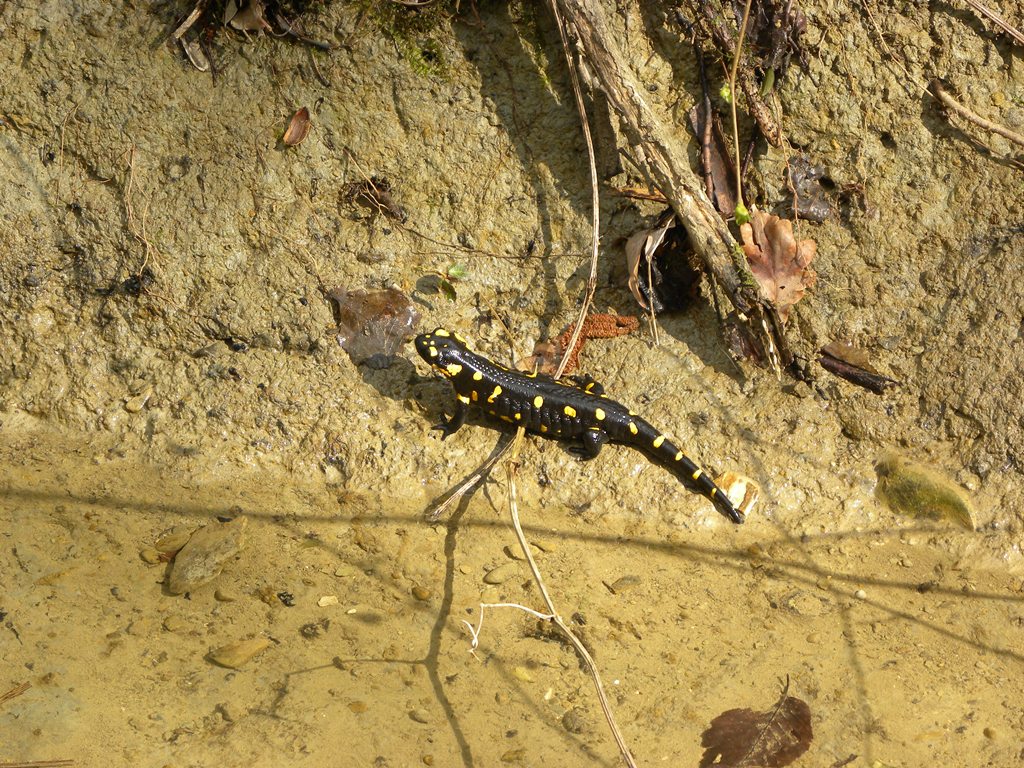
[505,429,639,768]
[547,0,604,378]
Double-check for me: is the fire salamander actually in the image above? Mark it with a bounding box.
[415,328,743,524]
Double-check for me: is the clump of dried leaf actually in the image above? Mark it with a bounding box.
[624,212,703,314]
[699,687,813,768]
[344,177,407,223]
[328,286,420,369]
[740,209,816,323]
[518,313,639,375]
[282,106,312,147]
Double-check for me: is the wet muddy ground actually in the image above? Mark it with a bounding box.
[2,1,1023,766]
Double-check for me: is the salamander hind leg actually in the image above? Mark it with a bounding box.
[572,427,609,460]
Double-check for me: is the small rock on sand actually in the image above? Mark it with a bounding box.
[167,516,247,595]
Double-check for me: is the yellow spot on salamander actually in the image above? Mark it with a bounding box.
[472,371,483,381]
[691,469,702,480]
[628,409,636,416]
[434,329,450,337]
[457,394,471,405]
[428,347,438,358]
[533,395,544,408]
[675,451,683,461]
[446,363,462,376]
[487,385,502,403]
[514,412,522,420]
[453,332,467,344]
[595,408,605,421]
[564,405,577,418]
[540,425,548,433]
[500,415,513,423]
[710,488,717,496]
[471,391,478,402]
[628,422,638,435]
[653,435,665,448]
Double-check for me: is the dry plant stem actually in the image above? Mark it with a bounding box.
[0,681,31,706]
[961,0,1024,46]
[426,442,512,520]
[505,428,638,768]
[555,0,784,372]
[931,80,1024,149]
[728,0,754,208]
[547,0,603,379]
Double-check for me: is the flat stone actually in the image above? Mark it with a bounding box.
[208,637,270,669]
[167,516,247,595]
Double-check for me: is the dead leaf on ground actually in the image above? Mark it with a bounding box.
[741,209,817,323]
[699,691,813,768]
[625,214,674,311]
[282,107,311,147]
[227,0,272,32]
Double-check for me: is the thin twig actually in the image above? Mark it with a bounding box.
[0,681,31,706]
[931,79,1024,149]
[961,0,1024,46]
[728,0,754,211]
[505,429,638,768]
[548,0,602,379]
[0,761,75,768]
[171,2,204,41]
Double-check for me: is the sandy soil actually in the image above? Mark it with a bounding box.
[2,1,1023,767]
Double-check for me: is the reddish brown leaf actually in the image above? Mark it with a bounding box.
[740,210,817,323]
[700,694,813,768]
[282,107,311,147]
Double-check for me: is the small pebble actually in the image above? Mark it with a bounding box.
[422,756,434,766]
[483,563,519,585]
[318,595,339,607]
[167,517,248,595]
[124,387,152,413]
[411,585,432,602]
[854,589,867,600]
[501,748,526,763]
[214,587,238,602]
[562,707,586,734]
[208,637,270,669]
[162,615,186,633]
[139,548,161,565]
[348,700,368,714]
[409,708,430,724]
[806,632,821,644]
[983,726,997,740]
[607,575,641,594]
[512,666,534,682]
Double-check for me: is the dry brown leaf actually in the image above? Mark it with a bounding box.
[282,107,311,147]
[741,209,817,323]
[699,693,813,768]
[228,0,272,32]
[624,213,675,310]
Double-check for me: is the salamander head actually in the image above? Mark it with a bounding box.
[415,327,470,371]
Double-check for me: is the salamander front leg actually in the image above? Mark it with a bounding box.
[432,398,468,440]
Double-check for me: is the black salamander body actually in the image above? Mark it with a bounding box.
[415,328,743,524]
